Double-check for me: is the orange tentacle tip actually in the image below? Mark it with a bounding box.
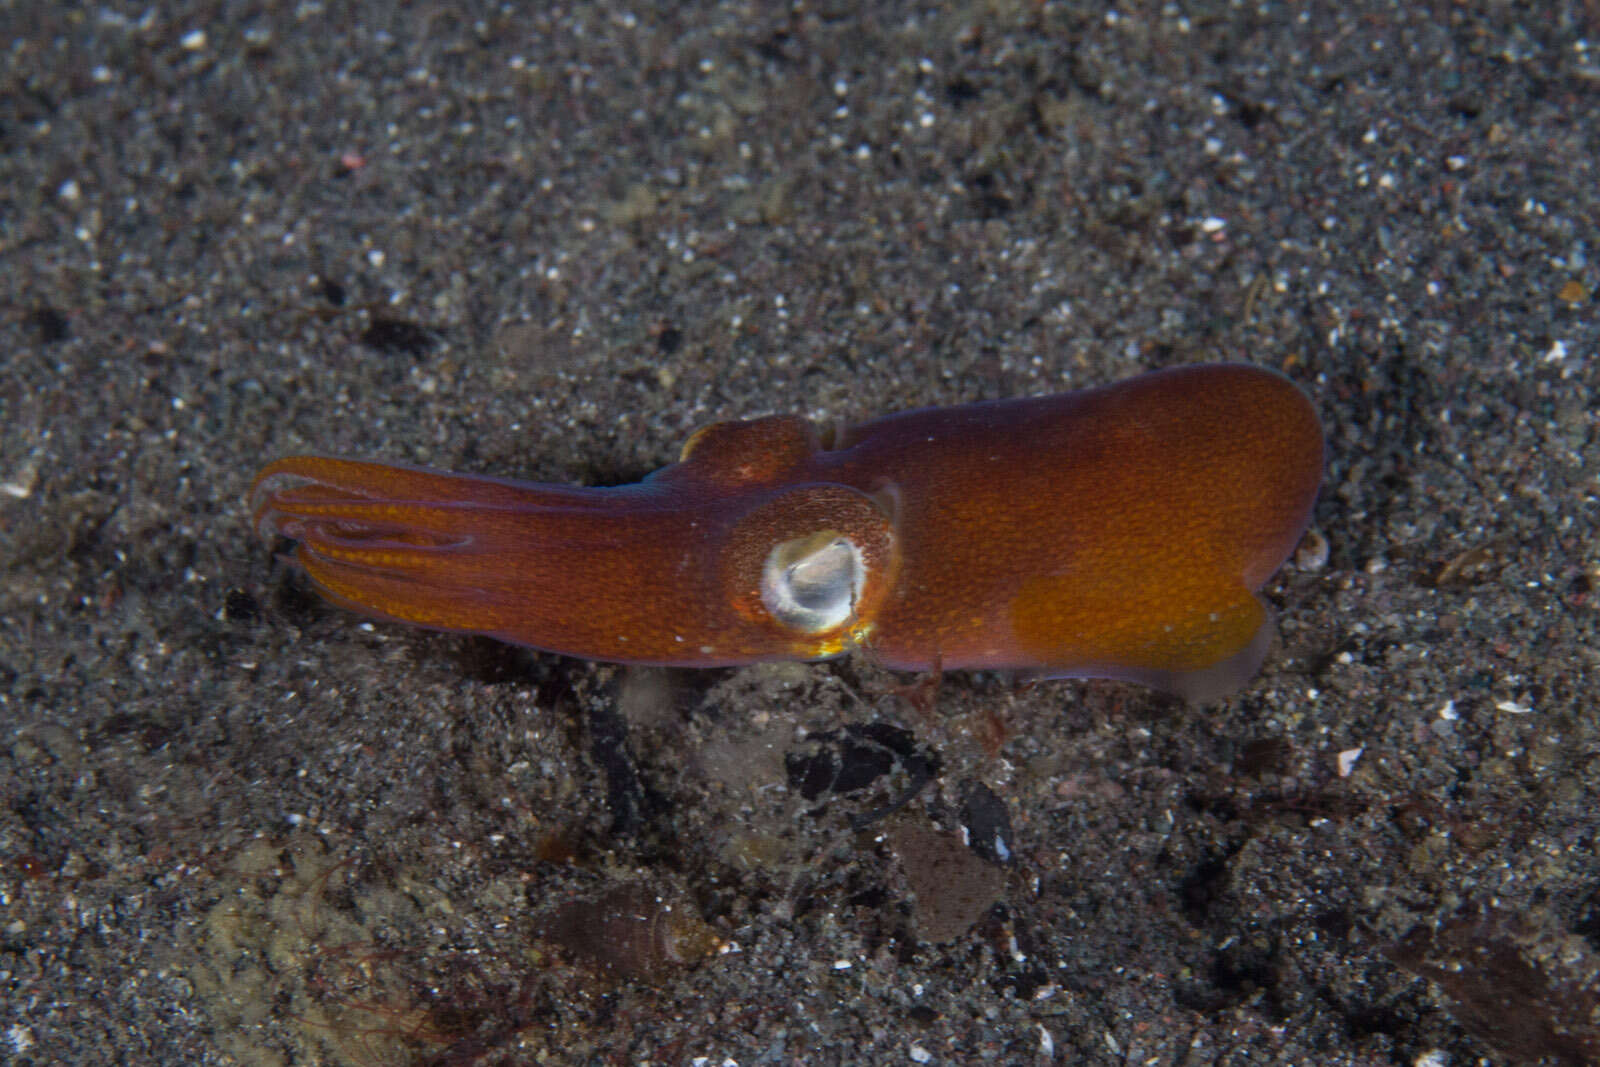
[249,363,1324,700]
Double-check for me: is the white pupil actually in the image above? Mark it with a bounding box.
[761,534,865,633]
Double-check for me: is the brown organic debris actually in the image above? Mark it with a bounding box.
[1386,902,1600,1065]
[535,880,721,982]
[888,821,1005,944]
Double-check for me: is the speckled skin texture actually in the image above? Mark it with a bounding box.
[2,2,1598,1065]
[253,365,1321,695]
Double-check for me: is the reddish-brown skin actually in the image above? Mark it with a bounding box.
[251,363,1324,699]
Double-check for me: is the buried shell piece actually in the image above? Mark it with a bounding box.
[535,881,720,981]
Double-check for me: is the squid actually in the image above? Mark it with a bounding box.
[251,363,1324,699]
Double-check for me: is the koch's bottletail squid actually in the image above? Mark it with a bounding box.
[251,363,1324,699]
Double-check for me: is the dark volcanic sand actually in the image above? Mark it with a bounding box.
[2,3,1598,1064]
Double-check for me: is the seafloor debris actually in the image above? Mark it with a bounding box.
[958,780,1015,865]
[535,880,721,981]
[1386,900,1600,1065]
[887,821,1005,944]
[785,721,941,827]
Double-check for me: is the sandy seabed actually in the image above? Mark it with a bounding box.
[2,3,1598,1064]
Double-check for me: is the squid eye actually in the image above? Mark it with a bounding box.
[761,532,865,633]
[723,482,898,644]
